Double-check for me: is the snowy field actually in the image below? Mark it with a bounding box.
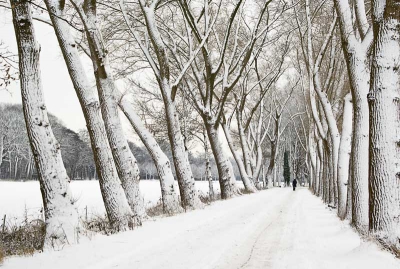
[2,188,399,269]
[0,180,241,223]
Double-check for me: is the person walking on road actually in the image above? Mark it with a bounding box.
[292,178,297,191]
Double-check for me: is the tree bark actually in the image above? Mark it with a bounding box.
[207,122,240,199]
[11,0,79,246]
[222,123,257,193]
[72,0,146,224]
[334,0,371,233]
[368,0,400,253]
[117,93,183,214]
[204,131,214,200]
[137,3,202,209]
[266,140,277,188]
[45,0,136,230]
[337,93,353,219]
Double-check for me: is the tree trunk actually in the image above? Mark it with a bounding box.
[204,130,214,200]
[14,156,18,180]
[346,163,353,220]
[368,0,400,253]
[315,149,321,196]
[117,93,182,214]
[206,122,239,199]
[334,0,371,233]
[0,136,3,170]
[266,140,277,188]
[136,4,201,210]
[337,93,353,219]
[11,0,79,246]
[46,0,136,230]
[350,82,370,233]
[72,1,146,224]
[222,123,257,193]
[163,94,202,209]
[237,112,253,178]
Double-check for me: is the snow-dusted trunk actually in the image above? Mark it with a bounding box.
[337,93,353,219]
[138,5,201,209]
[237,113,253,178]
[163,93,202,209]
[346,166,353,220]
[349,64,370,233]
[368,0,400,252]
[334,0,371,233]
[266,140,278,188]
[253,144,263,184]
[317,139,325,197]
[313,79,341,204]
[262,165,266,188]
[222,123,257,193]
[204,131,214,200]
[206,122,239,199]
[322,149,329,203]
[327,145,335,205]
[45,0,135,230]
[11,0,79,246]
[0,135,3,170]
[315,151,321,196]
[117,93,182,214]
[73,1,145,224]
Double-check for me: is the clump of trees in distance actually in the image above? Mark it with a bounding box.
[0,103,223,182]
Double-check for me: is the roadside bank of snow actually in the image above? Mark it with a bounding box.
[0,180,237,223]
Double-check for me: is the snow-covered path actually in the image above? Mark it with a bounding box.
[3,188,400,269]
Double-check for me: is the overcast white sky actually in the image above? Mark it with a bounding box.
[0,10,149,145]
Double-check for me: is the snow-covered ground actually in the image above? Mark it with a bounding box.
[2,188,399,269]
[0,180,233,223]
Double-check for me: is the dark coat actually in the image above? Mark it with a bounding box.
[293,179,297,187]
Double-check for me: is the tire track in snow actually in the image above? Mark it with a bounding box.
[233,188,298,269]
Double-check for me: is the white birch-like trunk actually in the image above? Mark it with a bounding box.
[368,0,400,253]
[315,149,321,195]
[222,123,257,193]
[117,93,183,214]
[207,122,240,198]
[334,0,371,233]
[237,113,253,178]
[45,0,135,231]
[139,4,202,209]
[0,135,4,170]
[72,1,146,224]
[345,172,352,220]
[204,131,214,200]
[11,0,79,247]
[164,91,203,208]
[349,60,370,233]
[337,93,353,219]
[266,140,278,189]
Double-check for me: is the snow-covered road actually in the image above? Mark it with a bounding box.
[3,188,400,269]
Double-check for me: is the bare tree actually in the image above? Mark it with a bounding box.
[117,0,205,209]
[42,0,138,230]
[70,0,147,224]
[368,0,400,253]
[10,0,79,247]
[334,0,372,233]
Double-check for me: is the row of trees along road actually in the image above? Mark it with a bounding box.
[0,0,398,254]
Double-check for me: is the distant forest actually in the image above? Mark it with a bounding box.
[0,104,221,181]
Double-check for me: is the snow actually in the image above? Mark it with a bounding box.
[2,188,399,268]
[0,180,227,223]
